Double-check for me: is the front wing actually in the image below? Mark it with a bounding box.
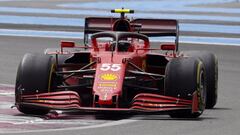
[16,91,199,114]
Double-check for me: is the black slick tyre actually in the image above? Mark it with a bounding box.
[15,53,55,115]
[184,51,218,109]
[165,57,207,118]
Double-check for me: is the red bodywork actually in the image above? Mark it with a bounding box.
[21,91,199,113]
[16,12,201,114]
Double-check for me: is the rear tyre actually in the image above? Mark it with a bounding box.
[165,57,206,118]
[184,51,218,109]
[15,53,55,115]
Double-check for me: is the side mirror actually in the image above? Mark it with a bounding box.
[160,43,176,51]
[60,41,75,53]
[61,41,75,48]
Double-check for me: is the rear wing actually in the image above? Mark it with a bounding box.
[131,19,178,37]
[84,17,118,44]
[84,17,179,50]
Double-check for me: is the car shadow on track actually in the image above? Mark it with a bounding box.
[13,107,230,121]
[43,111,135,120]
[211,107,232,110]
[13,112,133,121]
[133,115,219,121]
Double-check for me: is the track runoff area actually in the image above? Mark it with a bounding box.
[0,0,240,134]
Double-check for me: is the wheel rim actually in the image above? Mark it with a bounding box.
[199,70,207,108]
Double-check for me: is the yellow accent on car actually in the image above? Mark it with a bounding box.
[99,83,117,87]
[197,60,203,85]
[48,63,55,92]
[100,73,118,81]
[196,60,205,111]
[112,9,134,13]
[142,59,146,71]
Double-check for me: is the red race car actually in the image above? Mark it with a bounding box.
[15,9,218,118]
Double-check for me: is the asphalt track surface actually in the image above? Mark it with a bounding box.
[0,0,240,135]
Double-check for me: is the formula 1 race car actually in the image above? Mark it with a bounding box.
[15,9,218,118]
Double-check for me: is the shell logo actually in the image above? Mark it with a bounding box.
[100,73,118,81]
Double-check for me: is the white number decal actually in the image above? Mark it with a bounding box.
[100,63,111,71]
[100,64,121,71]
[111,64,121,71]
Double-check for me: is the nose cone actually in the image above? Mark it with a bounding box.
[92,52,128,106]
[98,92,114,105]
[93,62,126,106]
[94,73,120,106]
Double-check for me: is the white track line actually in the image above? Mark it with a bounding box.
[0,83,14,87]
[1,119,138,134]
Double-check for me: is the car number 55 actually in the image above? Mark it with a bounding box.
[100,64,121,71]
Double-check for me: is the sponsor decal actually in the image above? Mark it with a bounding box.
[97,82,117,92]
[98,83,117,88]
[100,73,118,81]
[103,93,108,100]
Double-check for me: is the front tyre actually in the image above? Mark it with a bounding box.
[184,51,218,109]
[15,53,55,115]
[165,57,207,118]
